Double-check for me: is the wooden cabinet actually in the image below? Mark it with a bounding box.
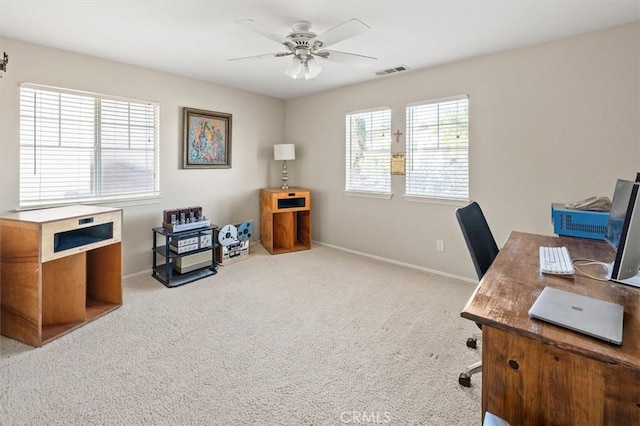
[0,205,122,347]
[260,188,311,254]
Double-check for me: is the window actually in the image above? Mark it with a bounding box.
[406,95,469,200]
[20,84,159,207]
[345,107,391,194]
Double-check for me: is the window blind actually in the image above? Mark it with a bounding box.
[345,107,391,194]
[19,84,159,207]
[406,96,469,200]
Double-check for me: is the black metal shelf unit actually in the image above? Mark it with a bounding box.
[151,225,218,288]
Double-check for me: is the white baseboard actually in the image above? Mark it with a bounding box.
[312,240,477,285]
[129,239,477,285]
[124,269,152,280]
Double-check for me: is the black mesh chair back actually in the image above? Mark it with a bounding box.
[456,201,499,280]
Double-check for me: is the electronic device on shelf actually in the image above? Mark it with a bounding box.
[162,206,210,232]
[169,230,213,254]
[173,250,213,274]
[604,177,640,287]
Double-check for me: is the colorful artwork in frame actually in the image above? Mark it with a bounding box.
[183,107,232,168]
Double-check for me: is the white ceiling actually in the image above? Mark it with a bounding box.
[1,1,638,100]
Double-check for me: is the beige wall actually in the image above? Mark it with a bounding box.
[0,37,286,275]
[1,23,638,280]
[285,23,640,280]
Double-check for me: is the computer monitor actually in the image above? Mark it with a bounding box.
[605,178,640,286]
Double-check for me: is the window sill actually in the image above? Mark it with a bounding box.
[344,190,393,200]
[403,195,468,206]
[98,196,162,208]
[17,195,161,211]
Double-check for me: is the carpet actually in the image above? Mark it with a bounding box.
[0,243,481,425]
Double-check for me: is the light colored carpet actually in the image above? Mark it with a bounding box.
[0,244,482,425]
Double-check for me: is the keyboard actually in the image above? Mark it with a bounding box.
[539,246,575,275]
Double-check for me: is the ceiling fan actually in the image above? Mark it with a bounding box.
[229,18,377,80]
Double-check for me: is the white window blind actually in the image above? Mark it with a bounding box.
[406,96,469,200]
[20,84,159,207]
[345,107,391,194]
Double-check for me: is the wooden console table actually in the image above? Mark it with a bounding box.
[260,188,311,254]
[0,205,123,346]
[461,231,640,424]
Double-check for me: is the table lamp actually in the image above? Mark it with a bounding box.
[274,144,295,190]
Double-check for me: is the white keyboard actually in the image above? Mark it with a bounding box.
[540,246,575,275]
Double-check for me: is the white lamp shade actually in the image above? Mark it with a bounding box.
[284,58,304,79]
[274,144,295,161]
[305,57,321,80]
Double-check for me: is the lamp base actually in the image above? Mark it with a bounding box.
[280,160,290,190]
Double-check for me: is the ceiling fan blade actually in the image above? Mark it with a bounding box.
[316,50,377,67]
[228,52,292,61]
[235,19,288,45]
[311,18,371,49]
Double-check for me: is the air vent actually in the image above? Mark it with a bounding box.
[375,65,409,76]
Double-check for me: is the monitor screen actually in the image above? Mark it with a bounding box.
[604,179,635,250]
[606,179,640,282]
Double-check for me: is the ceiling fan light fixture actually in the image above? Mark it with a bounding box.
[304,57,321,80]
[235,18,375,81]
[285,57,304,79]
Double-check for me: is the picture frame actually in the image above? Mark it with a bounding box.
[391,153,406,175]
[183,107,232,168]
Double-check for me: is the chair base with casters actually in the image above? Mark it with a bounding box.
[466,329,481,349]
[455,201,499,387]
[460,328,482,386]
[459,360,482,387]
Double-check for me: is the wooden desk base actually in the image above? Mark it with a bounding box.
[483,326,640,424]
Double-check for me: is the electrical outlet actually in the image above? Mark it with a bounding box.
[437,240,445,252]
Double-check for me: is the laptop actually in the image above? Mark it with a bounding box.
[528,286,624,345]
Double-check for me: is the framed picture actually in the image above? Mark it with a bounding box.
[391,153,405,175]
[183,107,232,168]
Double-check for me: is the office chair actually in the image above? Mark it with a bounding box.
[456,201,499,387]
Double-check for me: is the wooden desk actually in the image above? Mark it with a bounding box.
[461,231,640,424]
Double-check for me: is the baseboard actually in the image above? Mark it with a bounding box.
[123,269,152,280]
[129,239,476,285]
[312,240,477,285]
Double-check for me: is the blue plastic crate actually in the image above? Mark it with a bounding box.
[551,203,609,240]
